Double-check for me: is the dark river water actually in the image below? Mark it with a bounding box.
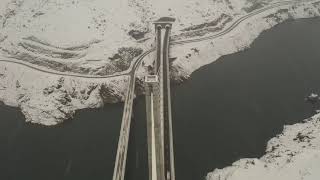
[1,18,320,180]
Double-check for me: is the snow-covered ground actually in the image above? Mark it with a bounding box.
[1,0,320,179]
[166,0,320,82]
[0,0,303,76]
[0,61,128,125]
[0,0,320,125]
[206,113,320,180]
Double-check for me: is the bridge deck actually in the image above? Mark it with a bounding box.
[145,22,175,180]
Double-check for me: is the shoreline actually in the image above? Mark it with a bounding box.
[1,1,320,125]
[206,113,320,180]
[167,0,320,82]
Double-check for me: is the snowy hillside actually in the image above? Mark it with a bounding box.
[0,0,276,75]
[1,0,320,125]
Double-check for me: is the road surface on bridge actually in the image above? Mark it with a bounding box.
[111,49,151,180]
[161,24,175,180]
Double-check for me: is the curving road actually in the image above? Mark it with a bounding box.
[0,0,316,80]
[112,42,152,180]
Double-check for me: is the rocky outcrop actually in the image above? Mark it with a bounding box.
[100,83,124,104]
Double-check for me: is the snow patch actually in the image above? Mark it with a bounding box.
[206,114,320,180]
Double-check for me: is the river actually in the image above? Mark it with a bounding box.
[1,18,320,180]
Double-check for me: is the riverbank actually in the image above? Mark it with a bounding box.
[1,1,320,125]
[166,0,320,82]
[0,63,127,125]
[0,103,123,180]
[137,17,320,180]
[206,113,320,180]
